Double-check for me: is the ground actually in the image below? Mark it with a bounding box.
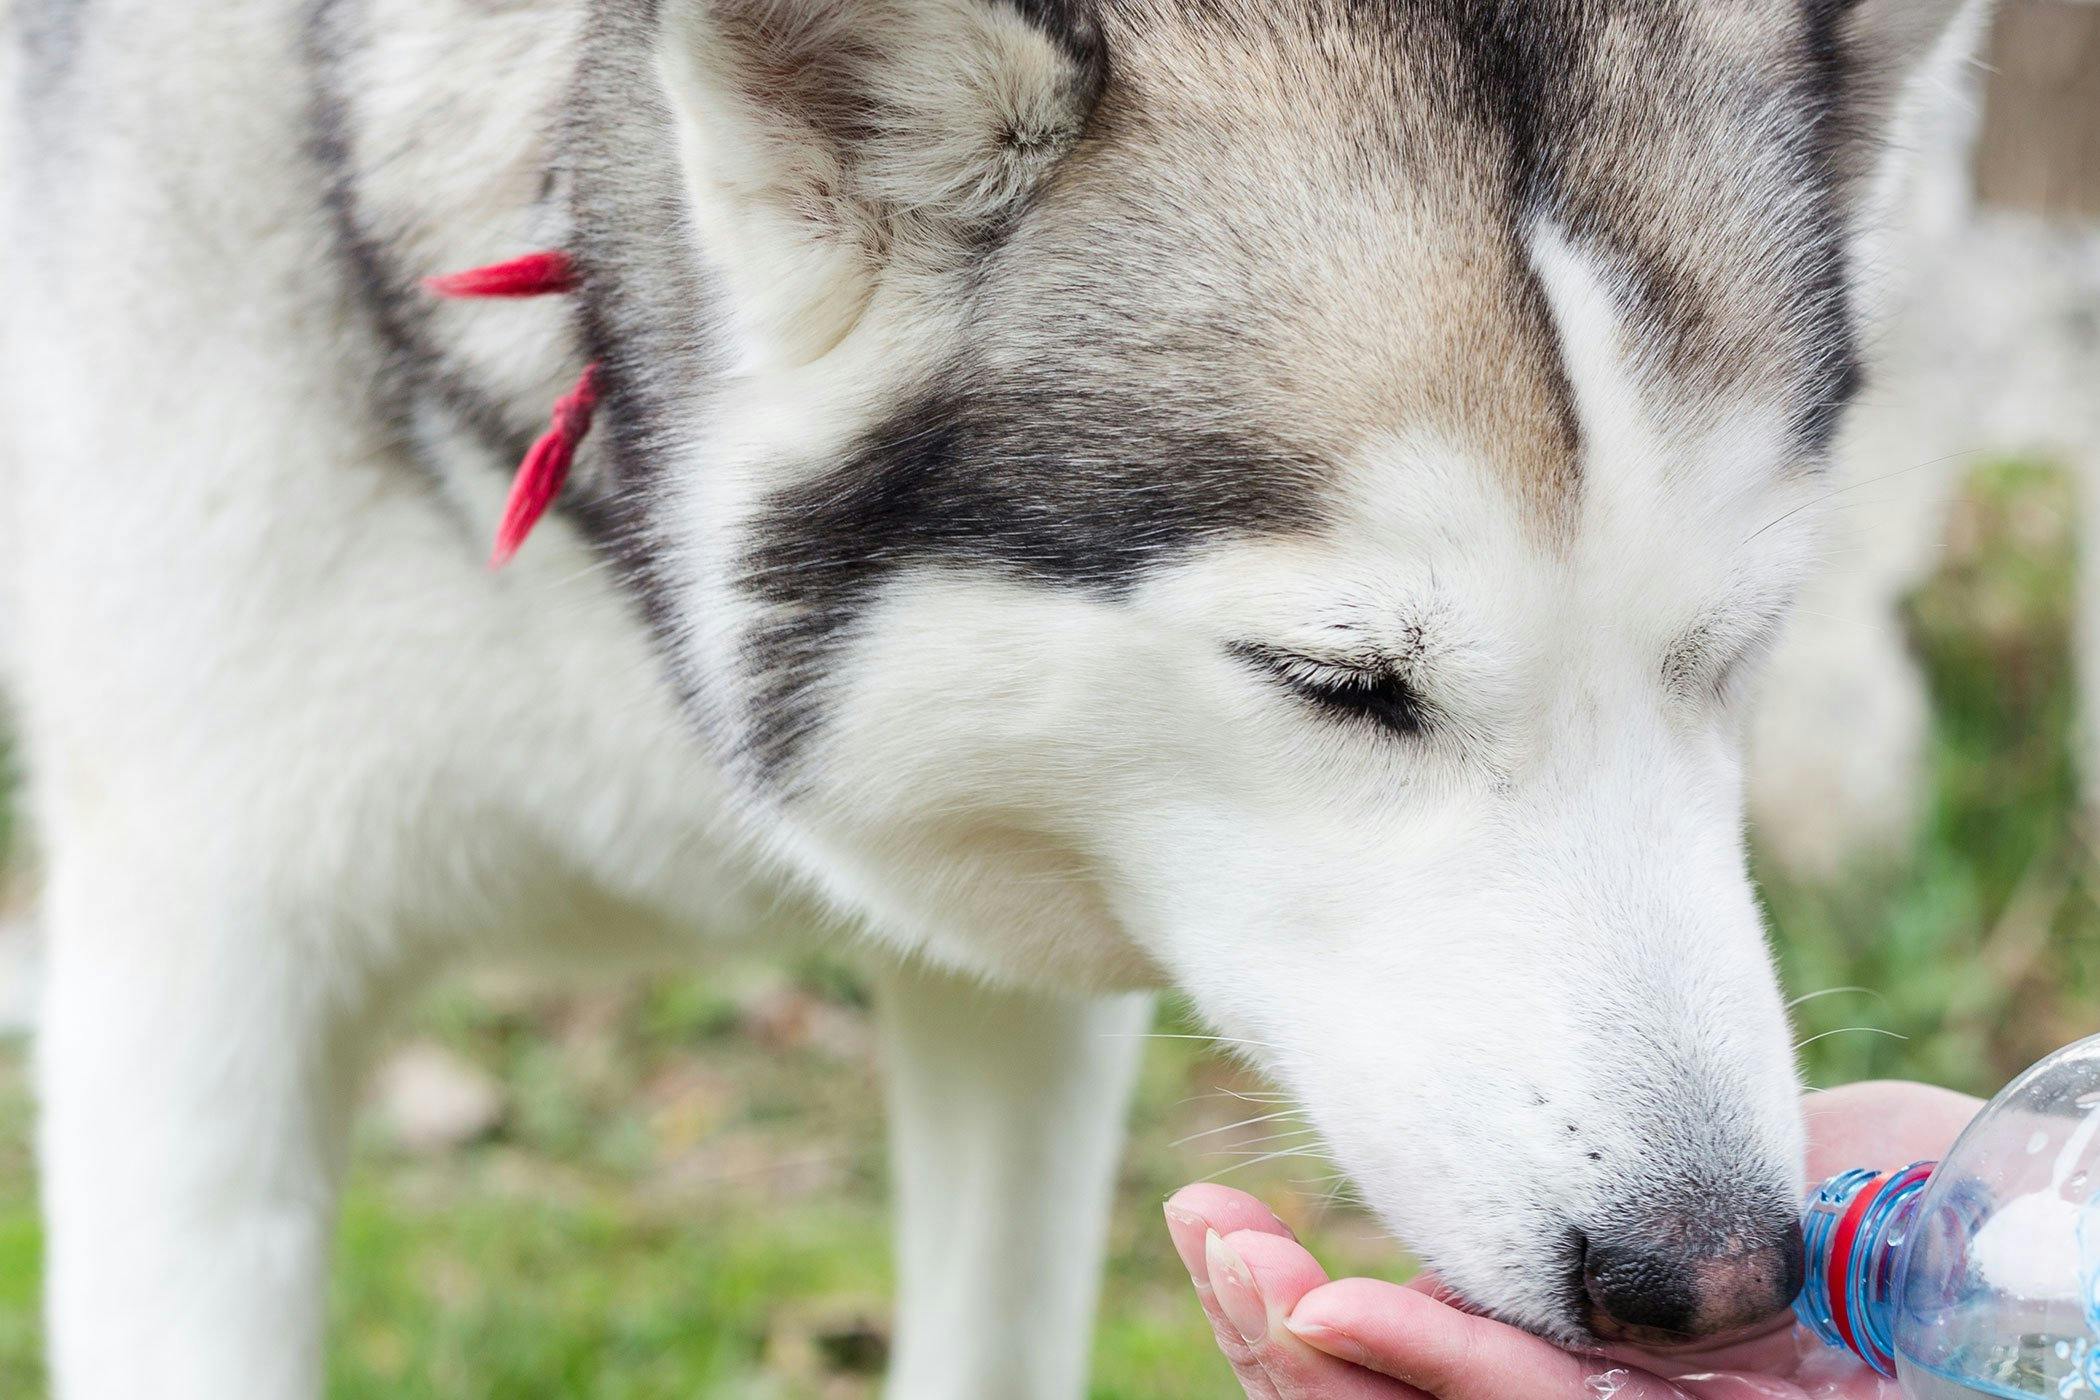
[0,462,2093,1397]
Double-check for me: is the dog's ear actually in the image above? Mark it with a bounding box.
[659,0,1105,366]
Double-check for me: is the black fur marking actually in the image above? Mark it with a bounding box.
[1007,0,1109,95]
[1457,1,1863,466]
[303,0,600,525]
[738,384,1327,776]
[1789,0,1873,456]
[572,302,712,685]
[566,0,728,686]
[297,0,458,530]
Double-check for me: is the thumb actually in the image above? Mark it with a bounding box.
[1288,1280,1690,1400]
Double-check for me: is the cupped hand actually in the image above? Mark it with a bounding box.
[1164,1081,1981,1400]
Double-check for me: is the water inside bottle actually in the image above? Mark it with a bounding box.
[1894,1220,2097,1398]
[1897,1330,2085,1399]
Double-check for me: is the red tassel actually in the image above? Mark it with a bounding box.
[422,249,595,565]
[425,250,579,300]
[491,363,601,569]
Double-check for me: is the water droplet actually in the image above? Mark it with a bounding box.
[2036,1129,2058,1155]
[1586,1368,1631,1398]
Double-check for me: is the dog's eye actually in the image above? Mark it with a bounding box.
[1232,645,1429,736]
[1666,619,1783,709]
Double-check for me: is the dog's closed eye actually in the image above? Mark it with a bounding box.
[1664,609,1787,707]
[1230,643,1430,736]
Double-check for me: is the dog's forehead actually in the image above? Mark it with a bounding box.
[985,19,1577,521]
[979,0,1856,512]
[734,1,1855,773]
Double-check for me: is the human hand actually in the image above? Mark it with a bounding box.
[1164,1081,1981,1399]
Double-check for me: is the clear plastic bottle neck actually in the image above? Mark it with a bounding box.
[1796,1162,1939,1378]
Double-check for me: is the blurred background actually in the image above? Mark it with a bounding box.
[0,460,2094,1397]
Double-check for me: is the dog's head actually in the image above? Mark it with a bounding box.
[571,0,1984,1344]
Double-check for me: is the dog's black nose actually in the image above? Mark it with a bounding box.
[1580,1220,1804,1343]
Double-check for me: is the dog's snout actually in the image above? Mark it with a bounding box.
[1580,1217,1804,1344]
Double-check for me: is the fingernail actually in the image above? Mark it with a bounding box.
[1286,1316,1370,1367]
[1163,1202,1210,1286]
[1205,1230,1269,1347]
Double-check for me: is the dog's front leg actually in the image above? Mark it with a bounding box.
[876,962,1151,1400]
[36,854,376,1400]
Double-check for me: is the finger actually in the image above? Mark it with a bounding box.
[1164,1203,1286,1398]
[1287,1278,1691,1400]
[1164,1184,1298,1279]
[1162,1188,1300,1394]
[1801,1083,1979,1179]
[1162,1183,1305,1387]
[1165,1190,1426,1398]
[1212,1230,1430,1400]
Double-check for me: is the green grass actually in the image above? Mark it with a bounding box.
[1767,462,2100,1093]
[0,462,2093,1396]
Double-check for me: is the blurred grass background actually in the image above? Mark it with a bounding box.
[0,461,2093,1397]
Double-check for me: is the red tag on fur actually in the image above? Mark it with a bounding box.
[424,250,579,300]
[491,363,601,569]
[423,251,596,567]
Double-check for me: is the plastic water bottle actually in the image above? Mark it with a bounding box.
[1795,1034,2100,1398]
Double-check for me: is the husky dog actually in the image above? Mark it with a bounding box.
[0,2,1989,1396]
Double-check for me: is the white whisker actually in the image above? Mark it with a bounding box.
[1795,1025,1908,1050]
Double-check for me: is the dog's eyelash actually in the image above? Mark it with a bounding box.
[1232,644,1430,736]
[1667,626,1781,706]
